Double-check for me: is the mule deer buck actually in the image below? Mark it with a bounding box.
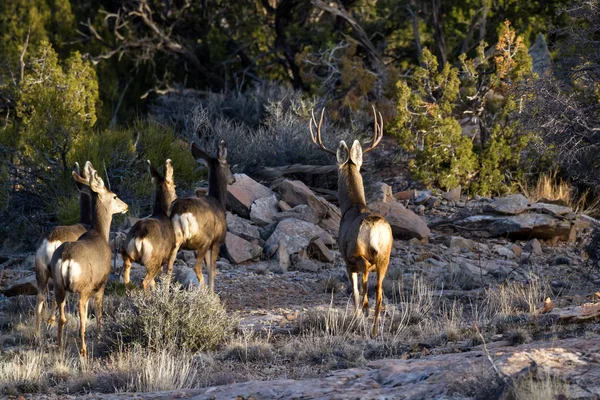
[122,159,177,291]
[35,162,92,336]
[51,162,128,356]
[167,140,234,292]
[309,107,393,336]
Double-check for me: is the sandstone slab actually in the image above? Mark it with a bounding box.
[227,174,275,218]
[369,201,430,240]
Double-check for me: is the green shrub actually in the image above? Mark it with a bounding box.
[55,195,79,226]
[105,279,236,352]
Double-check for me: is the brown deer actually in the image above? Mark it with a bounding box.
[166,140,234,292]
[122,159,177,291]
[309,107,393,336]
[51,162,128,356]
[35,162,92,336]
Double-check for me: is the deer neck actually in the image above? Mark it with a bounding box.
[338,165,367,216]
[152,184,172,217]
[79,191,92,226]
[90,195,112,242]
[208,166,227,209]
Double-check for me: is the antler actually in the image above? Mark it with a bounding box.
[309,108,336,155]
[363,105,384,153]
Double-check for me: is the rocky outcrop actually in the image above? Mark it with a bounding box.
[227,174,275,218]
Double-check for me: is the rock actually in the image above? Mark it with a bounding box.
[425,196,440,209]
[525,238,543,255]
[485,194,529,215]
[492,244,515,258]
[275,179,329,219]
[276,240,290,271]
[369,201,430,240]
[394,190,414,201]
[528,202,573,217]
[552,255,571,266]
[442,185,461,202]
[227,173,275,218]
[278,200,292,211]
[224,232,263,264]
[265,218,334,255]
[3,274,37,296]
[292,259,322,273]
[511,244,522,258]
[414,204,425,214]
[172,264,199,288]
[226,213,262,243]
[456,213,572,240]
[365,182,395,204]
[529,33,552,76]
[549,302,600,322]
[318,217,339,237]
[446,236,475,251]
[177,250,196,265]
[274,205,319,225]
[249,195,280,226]
[413,191,431,204]
[307,238,335,263]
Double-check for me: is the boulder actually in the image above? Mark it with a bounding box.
[442,185,461,202]
[365,182,395,204]
[445,236,475,251]
[274,205,319,225]
[278,200,292,211]
[275,179,328,219]
[525,238,543,255]
[249,195,280,226]
[226,213,262,243]
[394,190,414,201]
[3,274,37,296]
[485,194,529,215]
[307,238,335,263]
[224,232,263,264]
[265,218,334,255]
[172,263,199,288]
[492,244,515,258]
[456,213,572,240]
[227,173,275,218]
[528,202,573,217]
[369,201,430,240]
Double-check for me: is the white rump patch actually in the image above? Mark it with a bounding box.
[58,259,82,290]
[36,239,62,267]
[173,213,198,241]
[140,239,154,264]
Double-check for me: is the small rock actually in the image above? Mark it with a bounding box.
[446,236,475,251]
[442,186,461,202]
[292,259,322,273]
[511,244,522,258]
[485,194,529,215]
[278,200,292,211]
[276,240,290,271]
[307,238,335,263]
[413,191,431,205]
[224,232,263,264]
[552,255,571,266]
[172,264,199,288]
[394,190,414,201]
[250,195,280,226]
[525,238,543,255]
[365,182,395,204]
[492,244,515,258]
[425,196,440,209]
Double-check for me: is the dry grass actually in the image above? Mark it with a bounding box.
[520,171,571,205]
[483,275,550,317]
[510,372,568,400]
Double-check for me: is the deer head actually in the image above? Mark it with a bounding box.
[72,162,128,216]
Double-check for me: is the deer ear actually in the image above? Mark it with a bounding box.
[336,141,349,166]
[89,170,106,194]
[191,142,211,163]
[164,159,174,183]
[218,140,228,161]
[147,160,162,184]
[349,140,363,169]
[84,161,95,179]
[72,170,91,194]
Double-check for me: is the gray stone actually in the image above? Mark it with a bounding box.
[369,201,430,240]
[274,204,319,225]
[265,218,334,255]
[365,182,395,204]
[425,196,440,209]
[442,185,461,202]
[525,238,543,255]
[528,202,573,217]
[226,212,262,243]
[275,179,329,219]
[413,191,431,204]
[227,173,275,218]
[3,274,37,296]
[492,244,515,258]
[456,213,572,240]
[446,236,475,251]
[278,200,292,211]
[249,195,280,226]
[172,264,199,288]
[276,240,290,271]
[485,194,529,215]
[224,232,263,264]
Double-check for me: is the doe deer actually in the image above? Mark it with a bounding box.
[167,140,235,292]
[309,107,393,336]
[35,162,92,336]
[51,162,128,356]
[122,159,177,290]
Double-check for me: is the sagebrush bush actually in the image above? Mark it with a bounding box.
[104,279,236,352]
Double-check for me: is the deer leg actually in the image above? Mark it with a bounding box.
[372,261,389,337]
[94,288,105,337]
[350,272,360,313]
[123,255,132,285]
[361,271,370,317]
[56,289,67,349]
[205,244,218,293]
[194,243,210,287]
[78,295,90,357]
[142,260,161,293]
[35,266,50,337]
